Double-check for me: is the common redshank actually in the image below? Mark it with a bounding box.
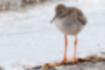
[51,4,87,63]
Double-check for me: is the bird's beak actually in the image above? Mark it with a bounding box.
[50,15,58,23]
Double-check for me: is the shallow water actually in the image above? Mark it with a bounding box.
[0,0,105,69]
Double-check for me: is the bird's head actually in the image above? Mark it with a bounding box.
[51,4,68,23]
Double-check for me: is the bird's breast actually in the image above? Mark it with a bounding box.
[55,17,84,35]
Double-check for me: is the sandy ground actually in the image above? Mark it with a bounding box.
[0,0,105,70]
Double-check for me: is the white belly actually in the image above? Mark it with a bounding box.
[55,18,84,35]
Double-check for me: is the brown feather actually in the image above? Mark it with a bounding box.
[55,4,87,25]
[67,7,87,25]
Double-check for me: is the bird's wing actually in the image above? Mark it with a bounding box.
[68,7,87,25]
[78,16,87,25]
[75,8,87,25]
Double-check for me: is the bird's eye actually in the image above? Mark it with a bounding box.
[58,8,65,14]
[59,10,63,14]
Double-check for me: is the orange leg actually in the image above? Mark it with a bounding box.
[72,35,79,64]
[62,35,68,62]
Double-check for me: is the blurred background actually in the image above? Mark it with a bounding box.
[0,0,105,70]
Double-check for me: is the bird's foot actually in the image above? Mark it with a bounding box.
[62,57,68,62]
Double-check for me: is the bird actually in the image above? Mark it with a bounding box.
[51,4,87,63]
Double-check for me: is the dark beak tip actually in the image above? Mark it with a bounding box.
[50,20,53,24]
[50,15,57,24]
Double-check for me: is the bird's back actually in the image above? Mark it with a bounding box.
[67,7,87,25]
